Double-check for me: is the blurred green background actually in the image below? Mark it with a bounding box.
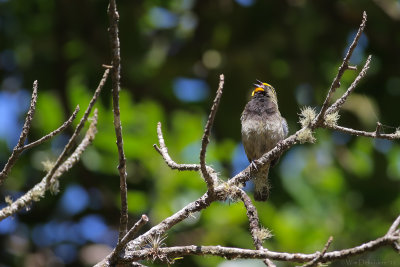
[1,0,400,266]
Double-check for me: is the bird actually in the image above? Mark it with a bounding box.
[241,81,288,201]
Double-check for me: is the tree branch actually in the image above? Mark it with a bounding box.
[326,55,372,115]
[128,192,214,250]
[44,69,109,190]
[153,122,200,171]
[235,188,263,249]
[235,188,276,267]
[301,236,333,267]
[106,215,149,265]
[200,74,225,194]
[327,124,400,140]
[314,11,367,126]
[0,110,98,221]
[121,222,400,264]
[0,80,38,185]
[22,105,80,150]
[108,0,128,240]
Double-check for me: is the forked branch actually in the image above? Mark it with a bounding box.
[1,81,38,185]
[0,110,99,221]
[200,74,225,194]
[108,0,128,240]
[314,11,367,125]
[0,68,109,221]
[99,10,400,267]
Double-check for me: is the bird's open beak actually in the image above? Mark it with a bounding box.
[251,87,265,96]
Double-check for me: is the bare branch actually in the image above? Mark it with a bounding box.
[22,105,80,150]
[0,80,38,185]
[123,245,312,262]
[154,122,218,179]
[128,192,213,250]
[326,124,400,140]
[235,188,276,266]
[154,122,200,171]
[388,215,400,235]
[17,80,38,148]
[301,236,333,267]
[0,110,98,221]
[314,11,367,125]
[200,74,225,194]
[108,0,128,240]
[44,69,109,190]
[122,230,399,263]
[229,133,299,187]
[263,259,276,267]
[109,215,149,264]
[235,188,263,249]
[326,55,372,115]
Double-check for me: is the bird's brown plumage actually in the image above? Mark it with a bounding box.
[241,82,288,201]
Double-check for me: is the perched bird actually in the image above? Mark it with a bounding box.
[241,81,288,201]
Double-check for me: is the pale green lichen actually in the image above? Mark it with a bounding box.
[144,233,167,250]
[255,227,273,242]
[299,106,316,128]
[41,159,55,172]
[395,127,400,138]
[49,180,60,195]
[5,195,13,205]
[31,187,45,201]
[298,128,316,144]
[219,181,239,202]
[325,111,340,127]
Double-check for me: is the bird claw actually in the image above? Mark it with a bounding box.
[250,160,259,171]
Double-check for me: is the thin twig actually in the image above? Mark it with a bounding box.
[387,215,400,235]
[326,124,400,140]
[326,55,372,115]
[0,80,38,185]
[108,0,128,240]
[44,69,109,190]
[235,188,263,249]
[235,188,276,267]
[301,236,333,267]
[129,192,213,250]
[199,74,225,194]
[314,11,367,126]
[154,122,200,171]
[22,106,80,150]
[263,259,276,267]
[110,215,149,263]
[154,122,217,175]
[0,110,98,221]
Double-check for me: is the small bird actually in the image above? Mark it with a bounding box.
[241,81,288,201]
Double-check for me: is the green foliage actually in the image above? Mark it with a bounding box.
[34,91,64,134]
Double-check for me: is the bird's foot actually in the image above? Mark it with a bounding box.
[250,160,260,172]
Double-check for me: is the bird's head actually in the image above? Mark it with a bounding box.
[251,80,278,104]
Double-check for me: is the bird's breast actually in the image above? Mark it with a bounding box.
[241,115,286,160]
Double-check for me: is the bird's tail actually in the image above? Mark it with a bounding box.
[253,164,270,201]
